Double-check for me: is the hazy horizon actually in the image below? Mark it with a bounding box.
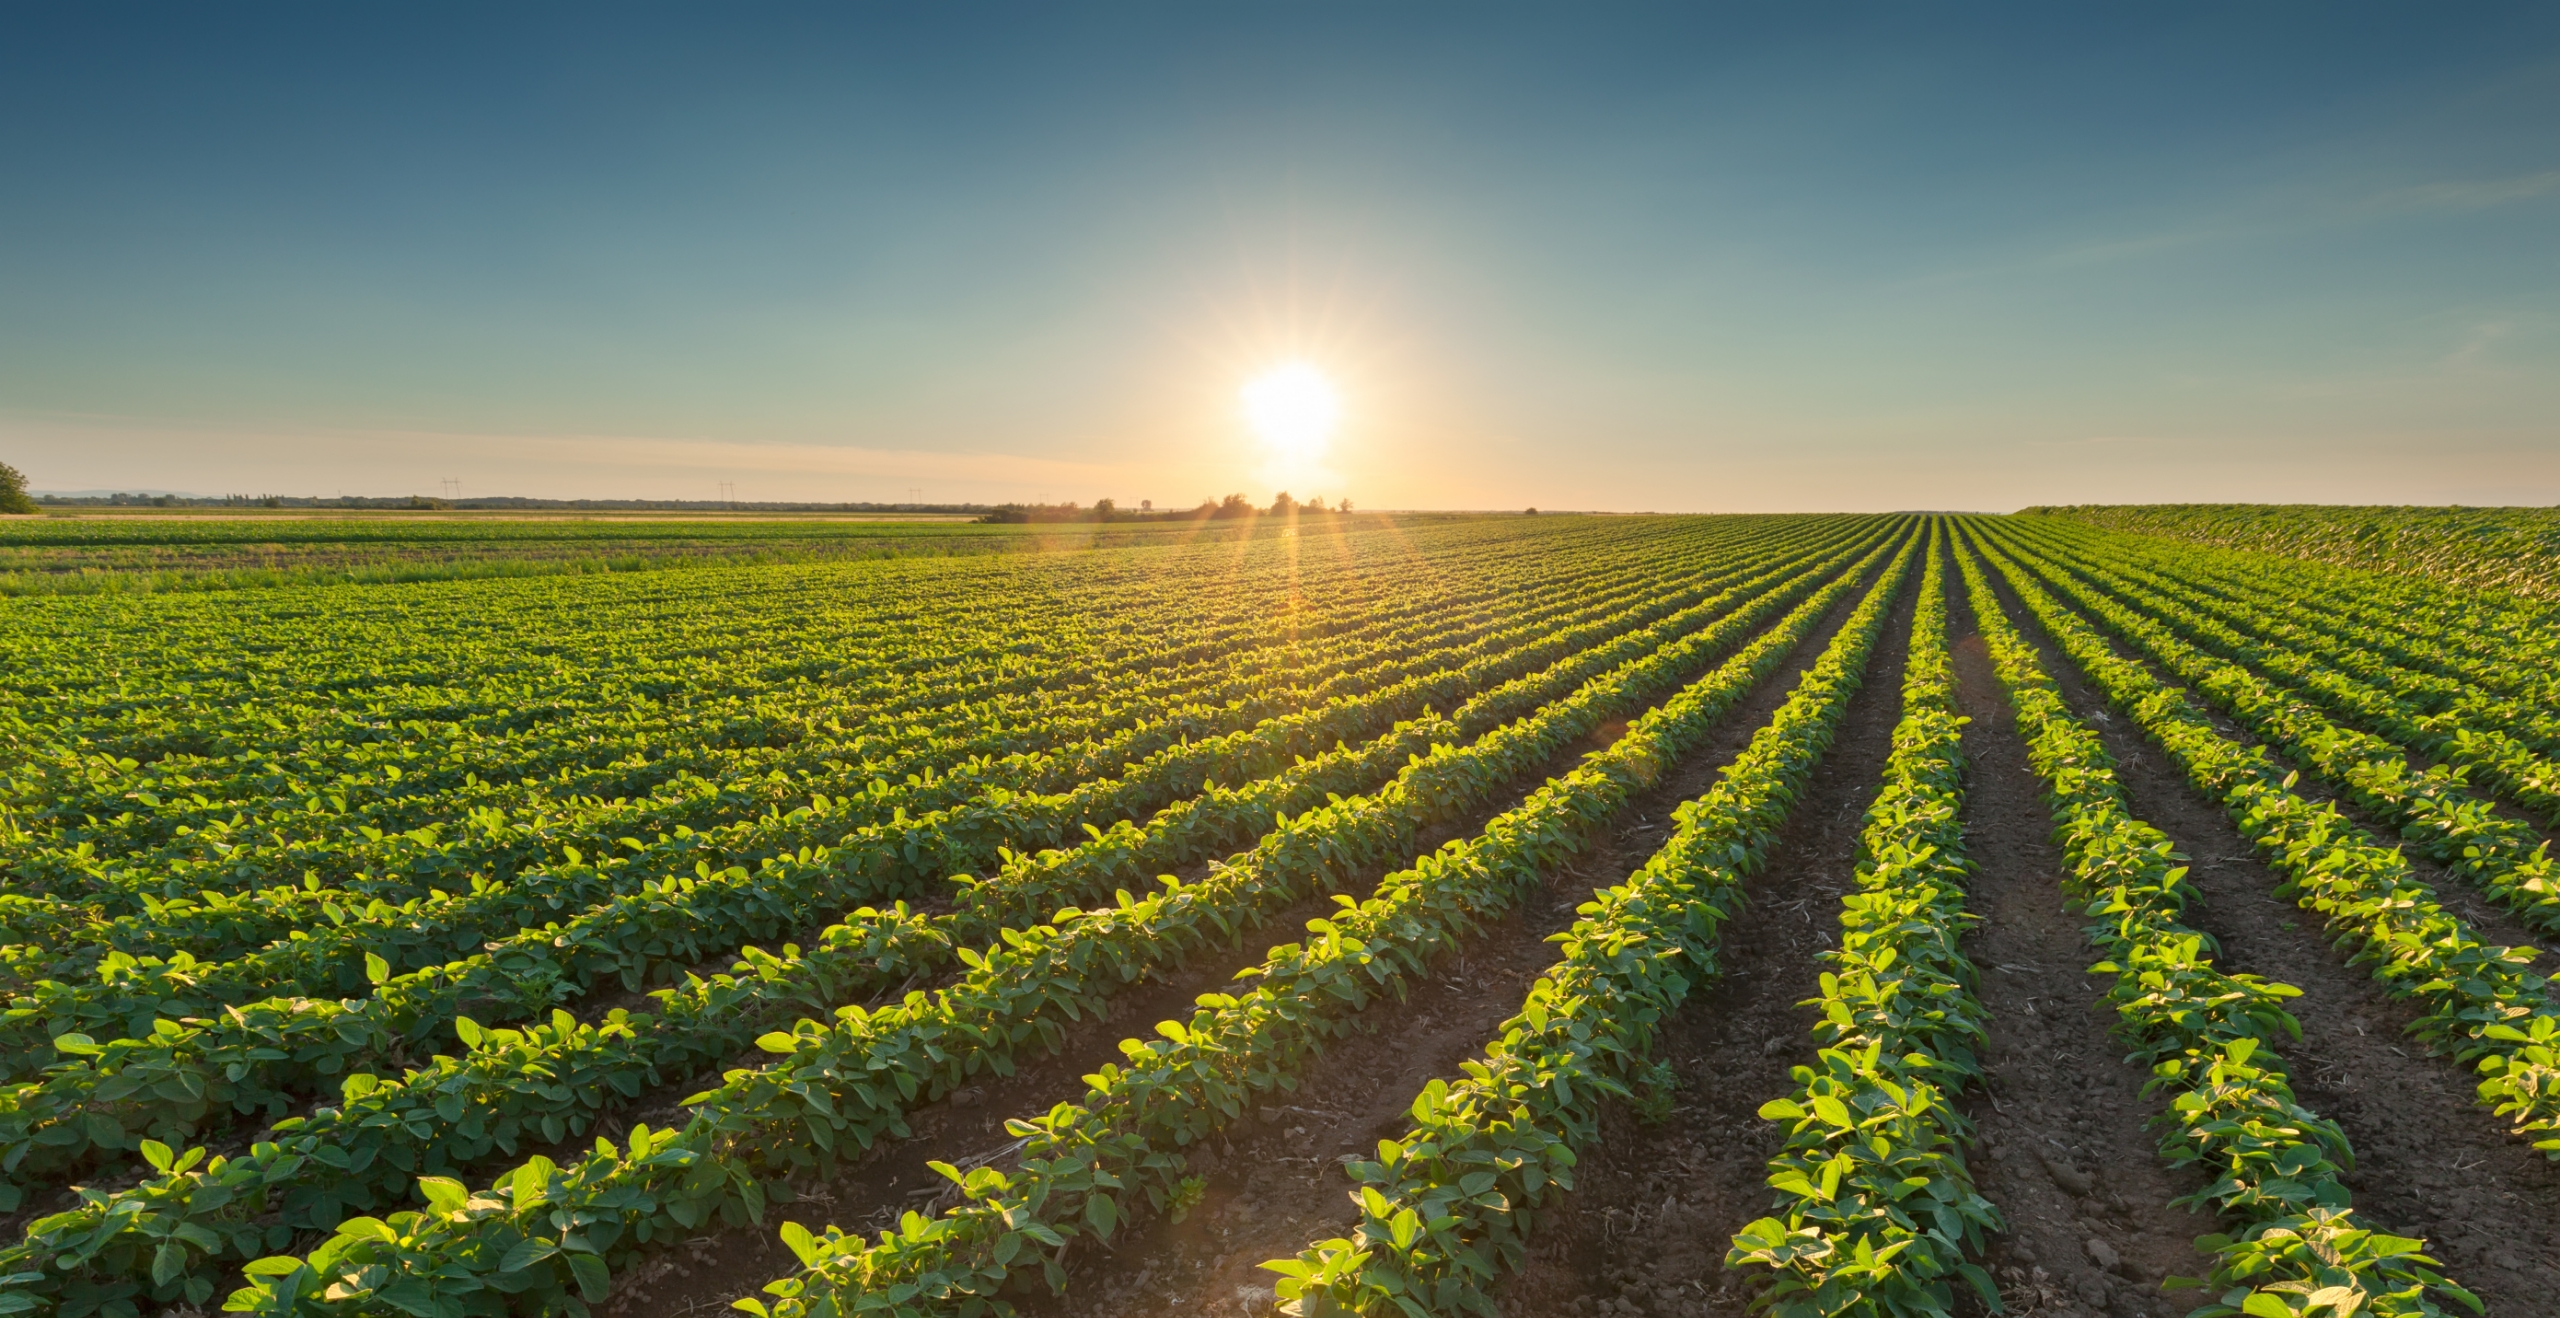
[7,4,2558,511]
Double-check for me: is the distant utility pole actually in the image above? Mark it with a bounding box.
[908,487,923,505]
[718,481,736,508]
[441,478,461,500]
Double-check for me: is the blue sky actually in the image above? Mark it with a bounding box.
[4,4,2556,509]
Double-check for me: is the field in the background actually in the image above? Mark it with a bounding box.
[0,510,1444,596]
[7,508,2560,1318]
[2027,501,2560,601]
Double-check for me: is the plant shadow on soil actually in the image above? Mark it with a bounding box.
[1970,558,2560,1316]
[597,564,1895,1318]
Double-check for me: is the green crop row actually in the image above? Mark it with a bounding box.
[2007,528,2560,829]
[77,529,1905,1318]
[1253,538,1914,1318]
[2018,516,2560,708]
[2005,520,2560,765]
[1726,530,2002,1316]
[1967,529,2560,1161]
[8,532,1353,827]
[2,528,1798,1038]
[1953,531,2479,1318]
[1976,526,2560,936]
[208,527,1913,1318]
[7,519,1680,884]
[0,530,1887,1225]
[0,525,1872,1250]
[10,519,1737,919]
[6,519,1800,985]
[2018,504,2560,611]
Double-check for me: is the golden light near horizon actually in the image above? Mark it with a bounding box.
[1241,361,1341,465]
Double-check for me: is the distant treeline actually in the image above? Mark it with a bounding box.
[36,493,992,513]
[976,492,1349,524]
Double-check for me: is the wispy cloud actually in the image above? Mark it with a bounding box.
[1905,166,2560,292]
[2357,169,2560,215]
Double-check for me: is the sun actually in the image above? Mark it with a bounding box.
[1241,362,1341,462]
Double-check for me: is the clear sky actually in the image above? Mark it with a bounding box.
[5,4,2557,509]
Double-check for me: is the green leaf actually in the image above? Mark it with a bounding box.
[499,1238,560,1274]
[415,1176,468,1215]
[780,1221,818,1267]
[569,1253,611,1303]
[2240,1293,2293,1318]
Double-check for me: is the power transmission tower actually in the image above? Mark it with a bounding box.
[908,486,923,506]
[441,478,461,500]
[718,481,736,508]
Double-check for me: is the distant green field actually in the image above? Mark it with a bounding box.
[0,511,1387,594]
[2024,502,2560,602]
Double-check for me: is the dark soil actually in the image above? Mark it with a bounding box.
[1479,576,1922,1318]
[1003,564,1913,1318]
[1979,561,2560,1313]
[597,562,1894,1317]
[1945,603,2215,1318]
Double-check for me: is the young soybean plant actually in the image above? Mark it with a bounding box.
[1726,529,2003,1315]
[1972,529,2560,1162]
[1956,529,2480,1318]
[1260,527,1916,1318]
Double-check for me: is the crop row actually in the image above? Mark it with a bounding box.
[2021,505,2560,630]
[26,517,1659,775]
[1725,529,2002,1315]
[1966,528,2560,1162]
[1253,524,1916,1318]
[0,530,1889,1220]
[215,527,1915,1318]
[1953,533,2479,1318]
[2018,516,2560,709]
[5,517,1811,980]
[46,518,1734,858]
[25,528,1913,1316]
[2006,525,2560,824]
[9,518,1679,870]
[10,518,1749,913]
[1975,526,2560,938]
[2008,520,2560,765]
[0,525,1834,1053]
[10,534,1348,822]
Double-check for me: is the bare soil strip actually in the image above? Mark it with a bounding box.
[1979,565,2560,1312]
[1460,583,1920,1318]
[603,575,1884,1317]
[1945,608,2211,1318]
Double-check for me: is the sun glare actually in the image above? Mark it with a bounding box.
[1242,362,1341,460]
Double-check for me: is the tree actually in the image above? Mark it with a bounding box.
[0,460,36,514]
[1091,497,1116,520]
[1215,493,1254,519]
[1268,490,1297,517]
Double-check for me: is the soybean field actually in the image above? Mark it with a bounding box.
[7,510,2560,1318]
